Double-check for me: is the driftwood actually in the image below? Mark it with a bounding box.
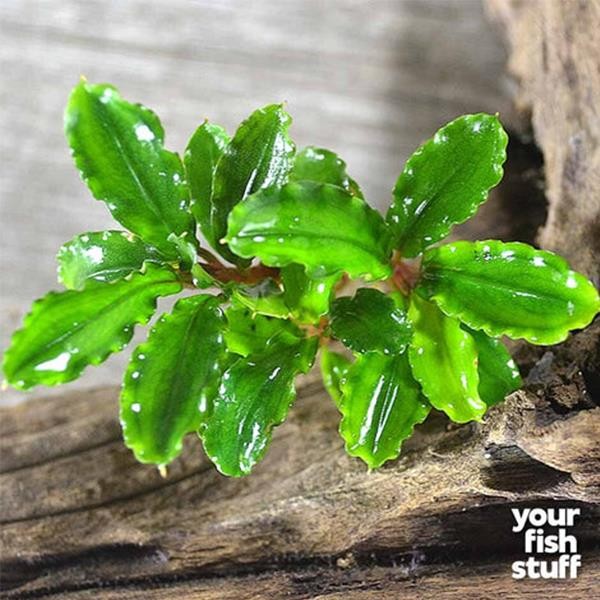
[2,1,600,597]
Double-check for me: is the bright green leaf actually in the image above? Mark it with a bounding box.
[120,295,227,466]
[418,240,600,344]
[211,104,295,264]
[226,181,392,280]
[407,295,486,423]
[184,122,230,249]
[339,352,430,468]
[329,288,412,355]
[201,333,318,476]
[232,279,290,318]
[320,346,351,407]
[387,113,508,257]
[65,82,194,258]
[2,264,181,390]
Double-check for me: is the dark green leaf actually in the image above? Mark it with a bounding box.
[291,146,362,197]
[232,279,290,318]
[2,264,181,389]
[65,82,194,258]
[201,332,318,476]
[407,295,486,422]
[120,295,227,465]
[329,288,412,355]
[320,346,351,407]
[226,181,392,280]
[339,352,430,468]
[387,114,508,257]
[184,122,230,249]
[418,240,600,344]
[282,264,340,324]
[211,104,295,264]
[57,230,164,290]
[465,327,521,407]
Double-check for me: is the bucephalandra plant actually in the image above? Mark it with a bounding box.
[3,81,600,477]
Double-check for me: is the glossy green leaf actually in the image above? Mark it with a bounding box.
[465,327,521,407]
[339,352,430,468]
[201,332,318,476]
[65,82,194,258]
[120,295,227,465]
[329,288,412,355]
[281,264,340,324]
[226,181,392,280]
[184,122,230,248]
[2,264,181,390]
[57,230,164,290]
[387,114,508,257]
[232,279,290,318]
[291,146,362,197]
[407,295,486,422]
[418,240,600,344]
[320,346,351,407]
[211,104,295,263]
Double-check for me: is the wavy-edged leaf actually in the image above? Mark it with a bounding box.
[226,181,392,280]
[282,264,340,324]
[418,240,600,344]
[407,295,486,422]
[232,279,290,318]
[330,288,412,355]
[65,82,194,258]
[57,230,164,290]
[184,122,230,248]
[211,104,295,264]
[387,114,508,257]
[320,346,351,407]
[291,146,362,197]
[339,352,430,468]
[2,264,181,390]
[465,327,521,407]
[120,295,227,465]
[201,332,318,476]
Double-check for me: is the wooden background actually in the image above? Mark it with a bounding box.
[0,0,514,405]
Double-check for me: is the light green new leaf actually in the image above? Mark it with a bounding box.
[320,346,351,407]
[201,332,318,476]
[65,82,194,258]
[408,295,486,423]
[226,181,392,280]
[2,264,181,390]
[330,288,412,355]
[120,295,227,466]
[57,230,164,290]
[282,264,340,324]
[232,279,290,318]
[184,122,230,248]
[418,240,600,344]
[465,327,522,407]
[291,146,363,197]
[339,352,430,468]
[211,104,295,264]
[387,113,508,257]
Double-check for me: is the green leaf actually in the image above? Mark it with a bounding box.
[226,181,392,280]
[387,113,508,257]
[465,327,521,407]
[2,264,181,390]
[65,82,195,258]
[407,295,486,423]
[120,295,227,465]
[211,104,295,264]
[57,230,164,290]
[184,122,230,249]
[339,352,430,468]
[330,288,412,355]
[232,279,290,318]
[320,346,351,407]
[201,332,318,476]
[418,240,600,344]
[291,146,363,197]
[281,264,340,324]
